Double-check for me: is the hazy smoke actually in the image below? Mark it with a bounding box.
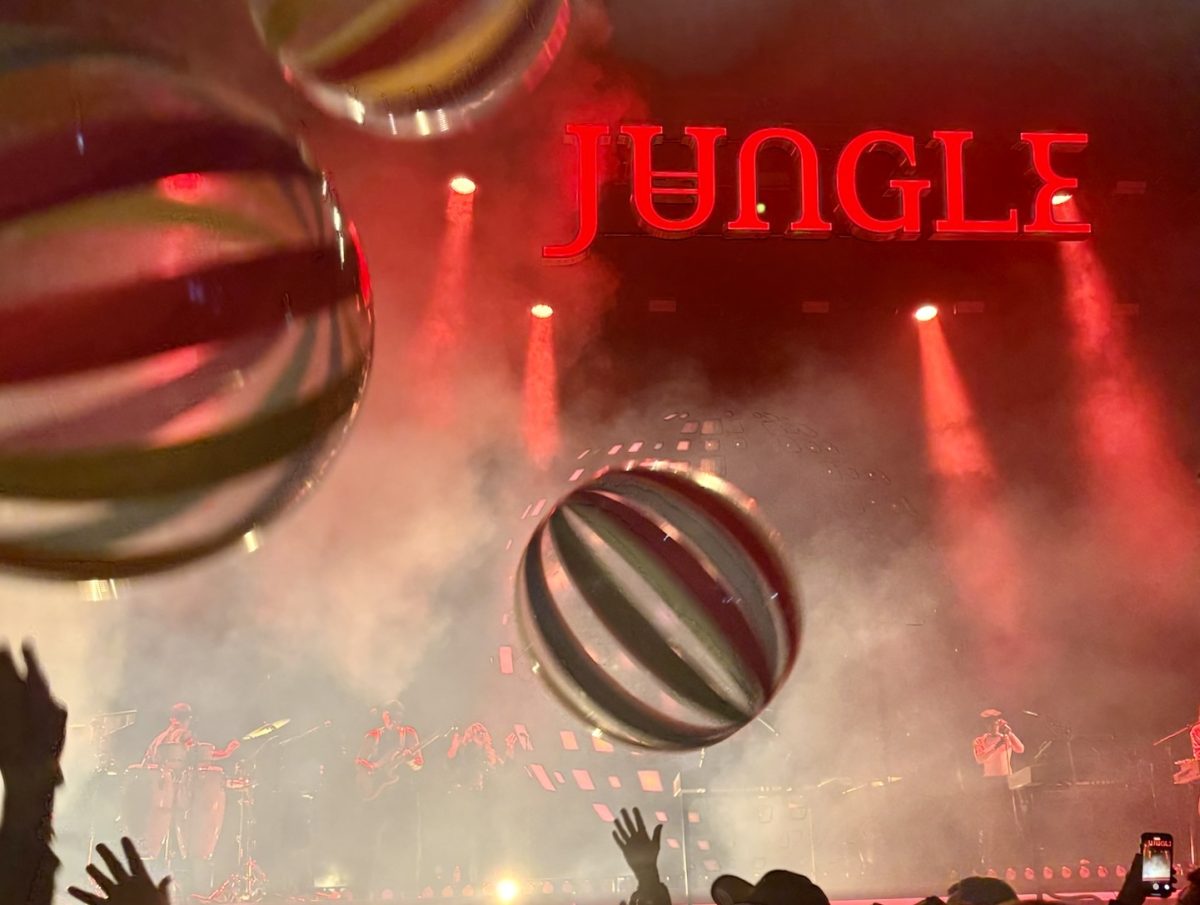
[2,0,1199,900]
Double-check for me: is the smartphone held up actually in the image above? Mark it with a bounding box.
[1141,832,1175,898]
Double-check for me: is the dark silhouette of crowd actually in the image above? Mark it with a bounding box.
[1,640,1194,905]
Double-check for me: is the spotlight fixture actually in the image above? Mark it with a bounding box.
[496,878,520,903]
[1050,190,1073,206]
[530,303,554,319]
[449,175,477,195]
[755,201,767,215]
[913,303,939,322]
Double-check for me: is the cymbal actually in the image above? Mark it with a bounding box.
[70,712,136,733]
[243,718,290,740]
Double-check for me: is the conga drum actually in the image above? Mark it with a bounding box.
[184,765,227,861]
[157,742,188,772]
[120,764,174,860]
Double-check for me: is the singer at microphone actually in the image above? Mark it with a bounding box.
[970,709,1026,870]
[973,710,1025,778]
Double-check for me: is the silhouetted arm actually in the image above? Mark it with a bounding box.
[0,643,67,905]
[613,808,668,905]
[1,775,60,905]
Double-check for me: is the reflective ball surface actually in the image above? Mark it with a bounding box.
[0,27,374,579]
[516,464,800,750]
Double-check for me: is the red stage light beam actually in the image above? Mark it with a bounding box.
[1058,202,1200,573]
[522,304,560,468]
[409,186,475,423]
[917,315,1027,676]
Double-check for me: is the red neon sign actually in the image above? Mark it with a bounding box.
[543,125,1090,258]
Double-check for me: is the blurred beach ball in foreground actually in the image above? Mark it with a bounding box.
[248,0,571,138]
[516,464,800,750]
[0,27,373,580]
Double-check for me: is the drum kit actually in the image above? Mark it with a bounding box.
[75,713,303,902]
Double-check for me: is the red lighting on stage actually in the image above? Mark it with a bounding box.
[1059,232,1200,576]
[522,303,560,467]
[545,124,1091,255]
[411,183,475,423]
[914,304,939,322]
[917,314,1026,672]
[449,175,476,195]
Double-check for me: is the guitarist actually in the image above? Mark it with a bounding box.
[353,700,424,897]
[356,700,424,799]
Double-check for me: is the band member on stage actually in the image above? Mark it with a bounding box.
[448,722,502,789]
[973,710,1025,777]
[135,703,238,896]
[970,710,1025,868]
[354,700,424,898]
[497,724,535,877]
[1191,705,1200,759]
[356,699,425,782]
[440,723,502,884]
[1189,706,1200,815]
[141,703,239,767]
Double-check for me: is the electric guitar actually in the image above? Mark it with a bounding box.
[356,726,455,802]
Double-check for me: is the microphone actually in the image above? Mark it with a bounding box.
[281,720,332,747]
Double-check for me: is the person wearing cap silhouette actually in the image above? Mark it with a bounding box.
[611,808,834,905]
[946,876,1020,905]
[712,869,831,905]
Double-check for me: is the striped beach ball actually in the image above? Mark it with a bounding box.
[0,27,373,580]
[249,0,571,137]
[516,464,800,750]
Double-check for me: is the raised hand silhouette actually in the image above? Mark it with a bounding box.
[0,640,68,905]
[612,807,663,879]
[0,641,67,793]
[68,839,171,905]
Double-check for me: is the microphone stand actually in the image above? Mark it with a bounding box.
[1152,724,1192,747]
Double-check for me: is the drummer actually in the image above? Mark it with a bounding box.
[142,702,240,768]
